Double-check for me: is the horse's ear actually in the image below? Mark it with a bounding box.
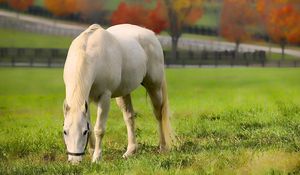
[63,99,70,115]
[81,101,88,114]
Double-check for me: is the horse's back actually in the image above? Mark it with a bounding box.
[107,24,165,88]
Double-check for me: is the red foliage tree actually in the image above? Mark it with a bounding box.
[164,0,203,59]
[257,0,300,59]
[146,1,168,33]
[220,0,257,53]
[44,0,78,17]
[111,2,148,27]
[0,0,7,4]
[111,1,168,34]
[111,0,203,59]
[76,0,103,21]
[8,0,34,12]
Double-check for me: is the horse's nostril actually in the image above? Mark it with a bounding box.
[68,156,83,164]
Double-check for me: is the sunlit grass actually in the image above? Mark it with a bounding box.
[34,0,44,7]
[0,28,73,48]
[0,68,300,174]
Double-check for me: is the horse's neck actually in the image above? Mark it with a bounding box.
[67,78,91,109]
[65,24,102,108]
[66,55,94,108]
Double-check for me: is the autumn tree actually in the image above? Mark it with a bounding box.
[220,0,256,55]
[76,0,103,22]
[44,0,78,17]
[111,2,148,27]
[257,0,300,60]
[112,0,202,59]
[146,1,168,34]
[44,0,103,23]
[163,0,203,59]
[111,1,168,34]
[7,0,34,12]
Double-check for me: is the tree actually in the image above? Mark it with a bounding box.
[111,1,168,34]
[163,0,203,59]
[44,0,103,21]
[111,2,148,27]
[220,0,256,55]
[146,1,168,34]
[76,0,103,22]
[44,0,78,17]
[257,0,300,60]
[7,0,34,12]
[111,0,203,59]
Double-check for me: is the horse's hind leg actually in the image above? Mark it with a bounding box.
[116,94,138,158]
[145,86,167,152]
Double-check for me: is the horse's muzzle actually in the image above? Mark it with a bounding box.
[68,155,83,164]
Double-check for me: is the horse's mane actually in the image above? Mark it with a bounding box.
[65,24,101,109]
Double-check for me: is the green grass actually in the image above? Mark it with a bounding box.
[196,2,221,28]
[34,0,44,7]
[0,67,300,174]
[197,10,219,28]
[269,53,299,60]
[0,28,73,48]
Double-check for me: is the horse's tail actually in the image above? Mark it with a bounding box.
[161,76,175,149]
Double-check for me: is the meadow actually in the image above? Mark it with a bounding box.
[0,29,72,48]
[0,67,300,174]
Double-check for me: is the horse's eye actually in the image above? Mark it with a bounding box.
[63,130,67,135]
[83,130,89,136]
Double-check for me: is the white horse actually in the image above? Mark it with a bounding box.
[63,24,173,163]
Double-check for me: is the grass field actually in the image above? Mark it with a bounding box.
[0,68,300,174]
[0,29,73,48]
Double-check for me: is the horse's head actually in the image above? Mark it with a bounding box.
[63,100,90,164]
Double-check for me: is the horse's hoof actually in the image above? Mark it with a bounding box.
[92,156,101,163]
[159,145,169,153]
[122,144,138,159]
[92,151,102,163]
[122,154,129,159]
[122,152,134,159]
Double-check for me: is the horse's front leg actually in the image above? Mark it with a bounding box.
[92,92,111,163]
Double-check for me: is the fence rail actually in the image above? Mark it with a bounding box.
[0,48,299,68]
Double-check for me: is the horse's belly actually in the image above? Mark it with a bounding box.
[110,39,147,97]
[111,79,141,98]
[111,66,146,97]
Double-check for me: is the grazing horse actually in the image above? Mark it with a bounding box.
[63,24,173,163]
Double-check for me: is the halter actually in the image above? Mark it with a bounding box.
[64,122,90,156]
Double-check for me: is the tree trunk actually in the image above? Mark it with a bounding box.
[16,11,20,19]
[164,0,181,60]
[235,40,240,59]
[268,41,272,60]
[280,38,286,60]
[171,36,179,59]
[281,43,285,60]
